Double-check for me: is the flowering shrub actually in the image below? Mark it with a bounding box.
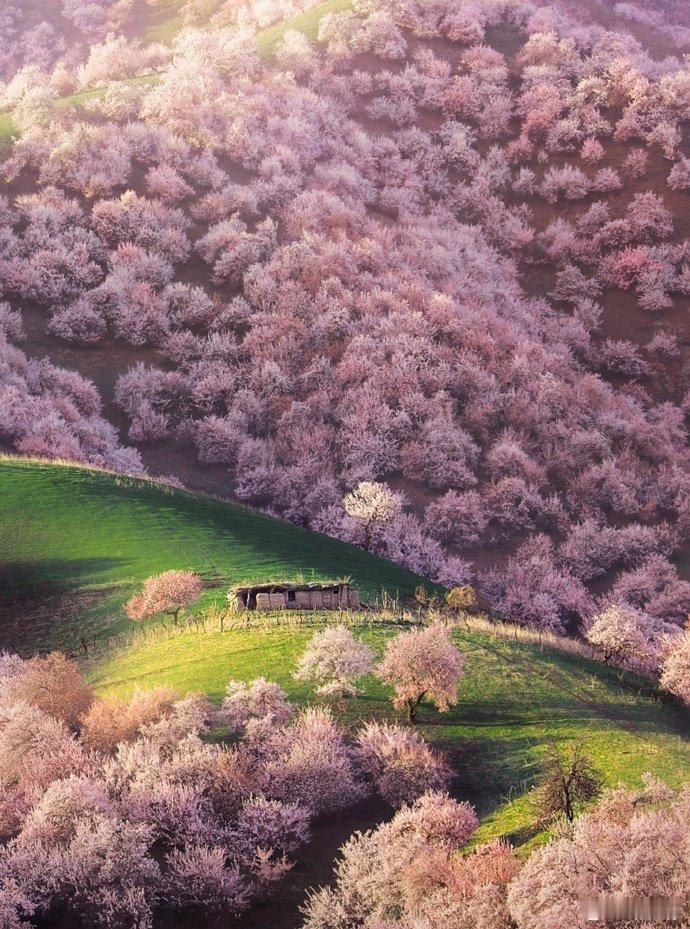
[342,482,404,549]
[222,678,295,731]
[303,770,690,929]
[261,707,368,815]
[356,720,451,806]
[0,333,142,473]
[0,653,93,727]
[81,685,179,753]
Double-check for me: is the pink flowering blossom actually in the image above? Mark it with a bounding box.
[376,624,464,722]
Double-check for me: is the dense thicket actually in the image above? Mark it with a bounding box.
[0,650,457,927]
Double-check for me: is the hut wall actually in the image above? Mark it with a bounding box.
[237,586,360,611]
[294,589,344,610]
[295,590,313,608]
[255,592,287,610]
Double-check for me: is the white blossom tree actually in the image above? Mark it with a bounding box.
[660,630,690,705]
[342,481,404,549]
[585,605,653,668]
[294,626,375,699]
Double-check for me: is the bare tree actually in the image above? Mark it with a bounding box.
[535,742,601,823]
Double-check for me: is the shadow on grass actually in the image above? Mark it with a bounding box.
[0,557,129,597]
[59,473,427,598]
[502,819,544,848]
[0,558,129,652]
[444,734,542,814]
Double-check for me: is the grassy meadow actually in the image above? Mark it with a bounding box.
[0,458,432,651]
[144,0,188,43]
[88,618,690,853]
[1,453,689,914]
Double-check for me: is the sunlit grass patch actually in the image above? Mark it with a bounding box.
[256,0,352,57]
[144,0,187,43]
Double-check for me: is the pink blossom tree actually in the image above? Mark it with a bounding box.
[125,571,203,625]
[145,164,194,204]
[376,624,464,722]
[81,685,182,753]
[660,630,690,705]
[0,700,88,797]
[668,157,690,191]
[580,138,604,163]
[0,653,93,727]
[622,148,648,178]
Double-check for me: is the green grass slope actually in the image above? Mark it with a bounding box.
[89,620,690,851]
[0,111,18,151]
[0,457,432,651]
[144,0,187,43]
[2,455,688,857]
[256,0,352,56]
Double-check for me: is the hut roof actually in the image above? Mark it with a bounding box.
[231,581,350,595]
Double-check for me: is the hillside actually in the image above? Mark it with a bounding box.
[0,457,432,652]
[1,0,689,633]
[86,617,690,927]
[0,2,689,928]
[90,619,690,839]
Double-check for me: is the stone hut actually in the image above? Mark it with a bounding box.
[228,581,360,612]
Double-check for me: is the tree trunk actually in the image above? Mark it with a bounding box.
[407,692,426,722]
[565,795,574,822]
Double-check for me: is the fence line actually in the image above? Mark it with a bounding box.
[72,605,608,666]
[18,602,657,691]
[71,602,424,663]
